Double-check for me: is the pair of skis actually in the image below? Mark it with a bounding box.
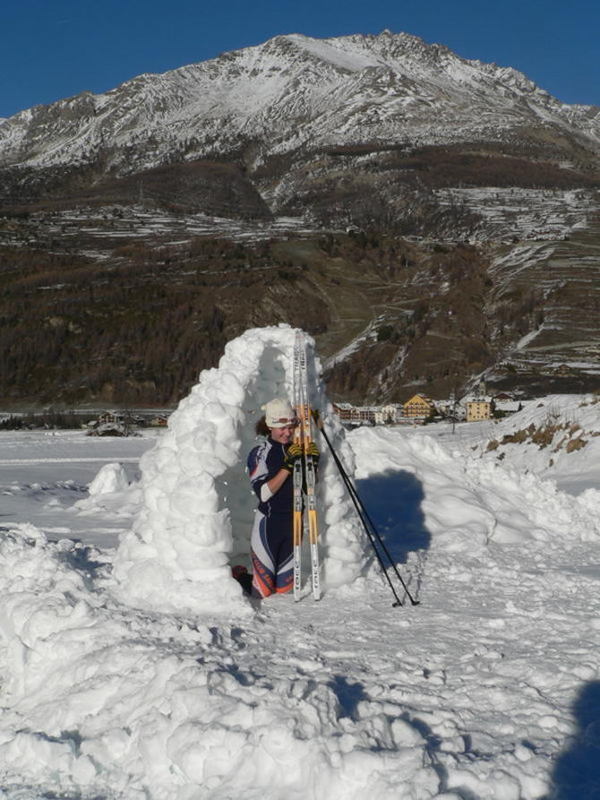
[292,332,321,601]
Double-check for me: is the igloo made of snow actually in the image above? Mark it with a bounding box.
[113,326,369,615]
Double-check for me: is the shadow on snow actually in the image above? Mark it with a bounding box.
[329,674,369,721]
[545,680,600,799]
[355,469,431,564]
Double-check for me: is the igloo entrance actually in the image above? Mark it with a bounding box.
[113,327,368,616]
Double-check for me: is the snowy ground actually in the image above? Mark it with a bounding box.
[1,394,600,799]
[0,429,160,547]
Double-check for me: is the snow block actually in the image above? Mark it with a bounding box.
[88,462,130,496]
[113,326,368,615]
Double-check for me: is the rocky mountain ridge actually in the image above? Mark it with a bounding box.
[1,31,599,178]
[0,31,599,407]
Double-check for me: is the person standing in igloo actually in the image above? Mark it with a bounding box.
[247,398,318,598]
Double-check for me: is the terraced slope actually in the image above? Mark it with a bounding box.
[485,217,600,394]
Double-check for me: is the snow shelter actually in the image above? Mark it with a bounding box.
[113,326,368,615]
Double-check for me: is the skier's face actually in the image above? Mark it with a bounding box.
[270,424,296,444]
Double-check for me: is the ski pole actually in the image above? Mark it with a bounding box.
[314,412,420,606]
[327,437,407,607]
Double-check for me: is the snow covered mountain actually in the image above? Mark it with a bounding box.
[0,31,599,407]
[1,30,599,176]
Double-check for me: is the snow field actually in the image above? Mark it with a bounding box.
[0,430,156,546]
[0,524,438,800]
[469,394,600,496]
[1,333,600,798]
[346,423,600,797]
[2,499,595,799]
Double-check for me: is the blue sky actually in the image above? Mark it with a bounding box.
[1,0,598,118]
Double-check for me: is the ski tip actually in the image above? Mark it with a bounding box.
[392,601,403,608]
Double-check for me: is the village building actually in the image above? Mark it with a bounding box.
[435,398,456,417]
[464,397,493,422]
[149,415,169,427]
[374,404,403,424]
[96,410,124,426]
[552,363,577,376]
[332,403,363,425]
[493,394,522,416]
[333,402,402,426]
[359,407,375,424]
[332,402,352,420]
[402,394,435,420]
[86,410,128,437]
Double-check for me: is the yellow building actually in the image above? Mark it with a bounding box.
[466,398,492,422]
[403,394,435,419]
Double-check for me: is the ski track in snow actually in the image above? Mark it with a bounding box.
[1,387,600,797]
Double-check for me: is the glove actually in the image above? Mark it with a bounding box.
[283,443,303,472]
[306,442,320,463]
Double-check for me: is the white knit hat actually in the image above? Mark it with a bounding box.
[262,398,296,428]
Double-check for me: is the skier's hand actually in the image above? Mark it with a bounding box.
[307,442,320,462]
[283,443,303,472]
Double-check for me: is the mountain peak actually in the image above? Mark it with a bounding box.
[0,30,598,176]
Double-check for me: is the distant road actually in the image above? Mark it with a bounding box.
[0,457,141,465]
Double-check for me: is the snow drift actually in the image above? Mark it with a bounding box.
[113,326,368,615]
